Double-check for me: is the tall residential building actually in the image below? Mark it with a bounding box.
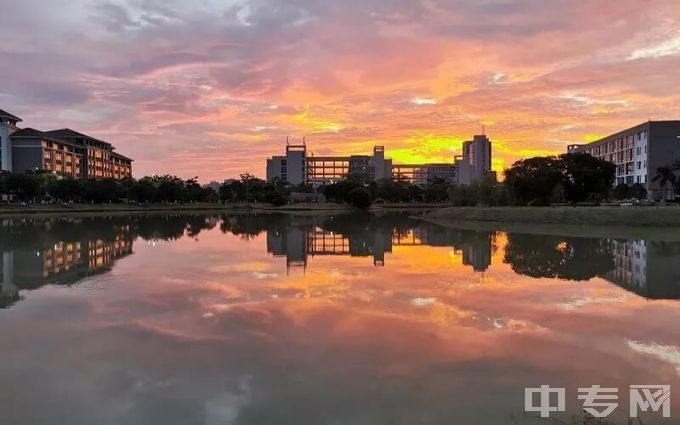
[0,108,132,179]
[567,121,680,200]
[457,135,493,185]
[266,136,493,186]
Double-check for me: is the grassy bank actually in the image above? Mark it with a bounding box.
[0,201,451,217]
[421,216,680,241]
[0,202,259,217]
[421,206,680,240]
[426,206,680,227]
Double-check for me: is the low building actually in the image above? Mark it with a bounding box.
[567,121,680,200]
[289,192,326,204]
[266,135,493,187]
[0,108,133,180]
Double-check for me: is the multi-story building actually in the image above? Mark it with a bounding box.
[567,121,680,200]
[392,162,458,185]
[9,128,85,179]
[0,108,132,179]
[44,129,132,180]
[266,135,493,186]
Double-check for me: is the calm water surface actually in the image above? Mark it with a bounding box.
[1,212,679,425]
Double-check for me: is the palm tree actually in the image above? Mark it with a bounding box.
[653,165,677,201]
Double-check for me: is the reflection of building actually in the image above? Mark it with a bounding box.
[604,240,680,299]
[567,121,680,200]
[0,227,134,308]
[266,137,493,186]
[0,108,132,179]
[266,221,493,271]
[461,234,493,272]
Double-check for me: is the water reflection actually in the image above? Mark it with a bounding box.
[2,213,680,310]
[1,213,680,424]
[0,215,218,308]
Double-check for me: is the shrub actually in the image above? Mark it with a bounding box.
[348,187,372,209]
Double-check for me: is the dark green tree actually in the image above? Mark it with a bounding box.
[559,153,616,204]
[630,183,647,200]
[49,178,83,202]
[504,156,563,205]
[128,177,157,203]
[4,173,40,202]
[154,175,186,202]
[348,187,372,209]
[423,177,449,203]
[612,183,631,200]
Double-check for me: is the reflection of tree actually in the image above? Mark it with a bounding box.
[0,217,128,251]
[185,215,216,238]
[131,215,197,241]
[504,234,615,281]
[320,212,413,240]
[649,240,680,257]
[219,213,288,240]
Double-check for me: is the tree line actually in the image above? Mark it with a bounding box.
[0,152,650,207]
[0,172,217,204]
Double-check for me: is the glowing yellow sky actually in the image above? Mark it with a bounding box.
[2,0,680,180]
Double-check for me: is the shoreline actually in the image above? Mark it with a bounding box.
[0,202,444,217]
[424,206,680,227]
[419,216,680,241]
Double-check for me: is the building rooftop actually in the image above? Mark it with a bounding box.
[110,151,133,162]
[44,128,112,148]
[11,127,84,149]
[0,108,22,123]
[575,120,680,147]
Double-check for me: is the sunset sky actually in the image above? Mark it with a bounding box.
[1,0,679,181]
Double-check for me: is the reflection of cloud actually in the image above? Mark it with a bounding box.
[411,297,436,307]
[559,295,627,311]
[627,340,680,374]
[253,271,278,279]
[205,376,252,425]
[489,317,545,332]
[410,97,437,106]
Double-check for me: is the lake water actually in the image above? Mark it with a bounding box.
[1,212,679,425]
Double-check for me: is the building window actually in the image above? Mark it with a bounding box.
[637,161,641,170]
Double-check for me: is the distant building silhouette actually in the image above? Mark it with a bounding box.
[266,136,493,186]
